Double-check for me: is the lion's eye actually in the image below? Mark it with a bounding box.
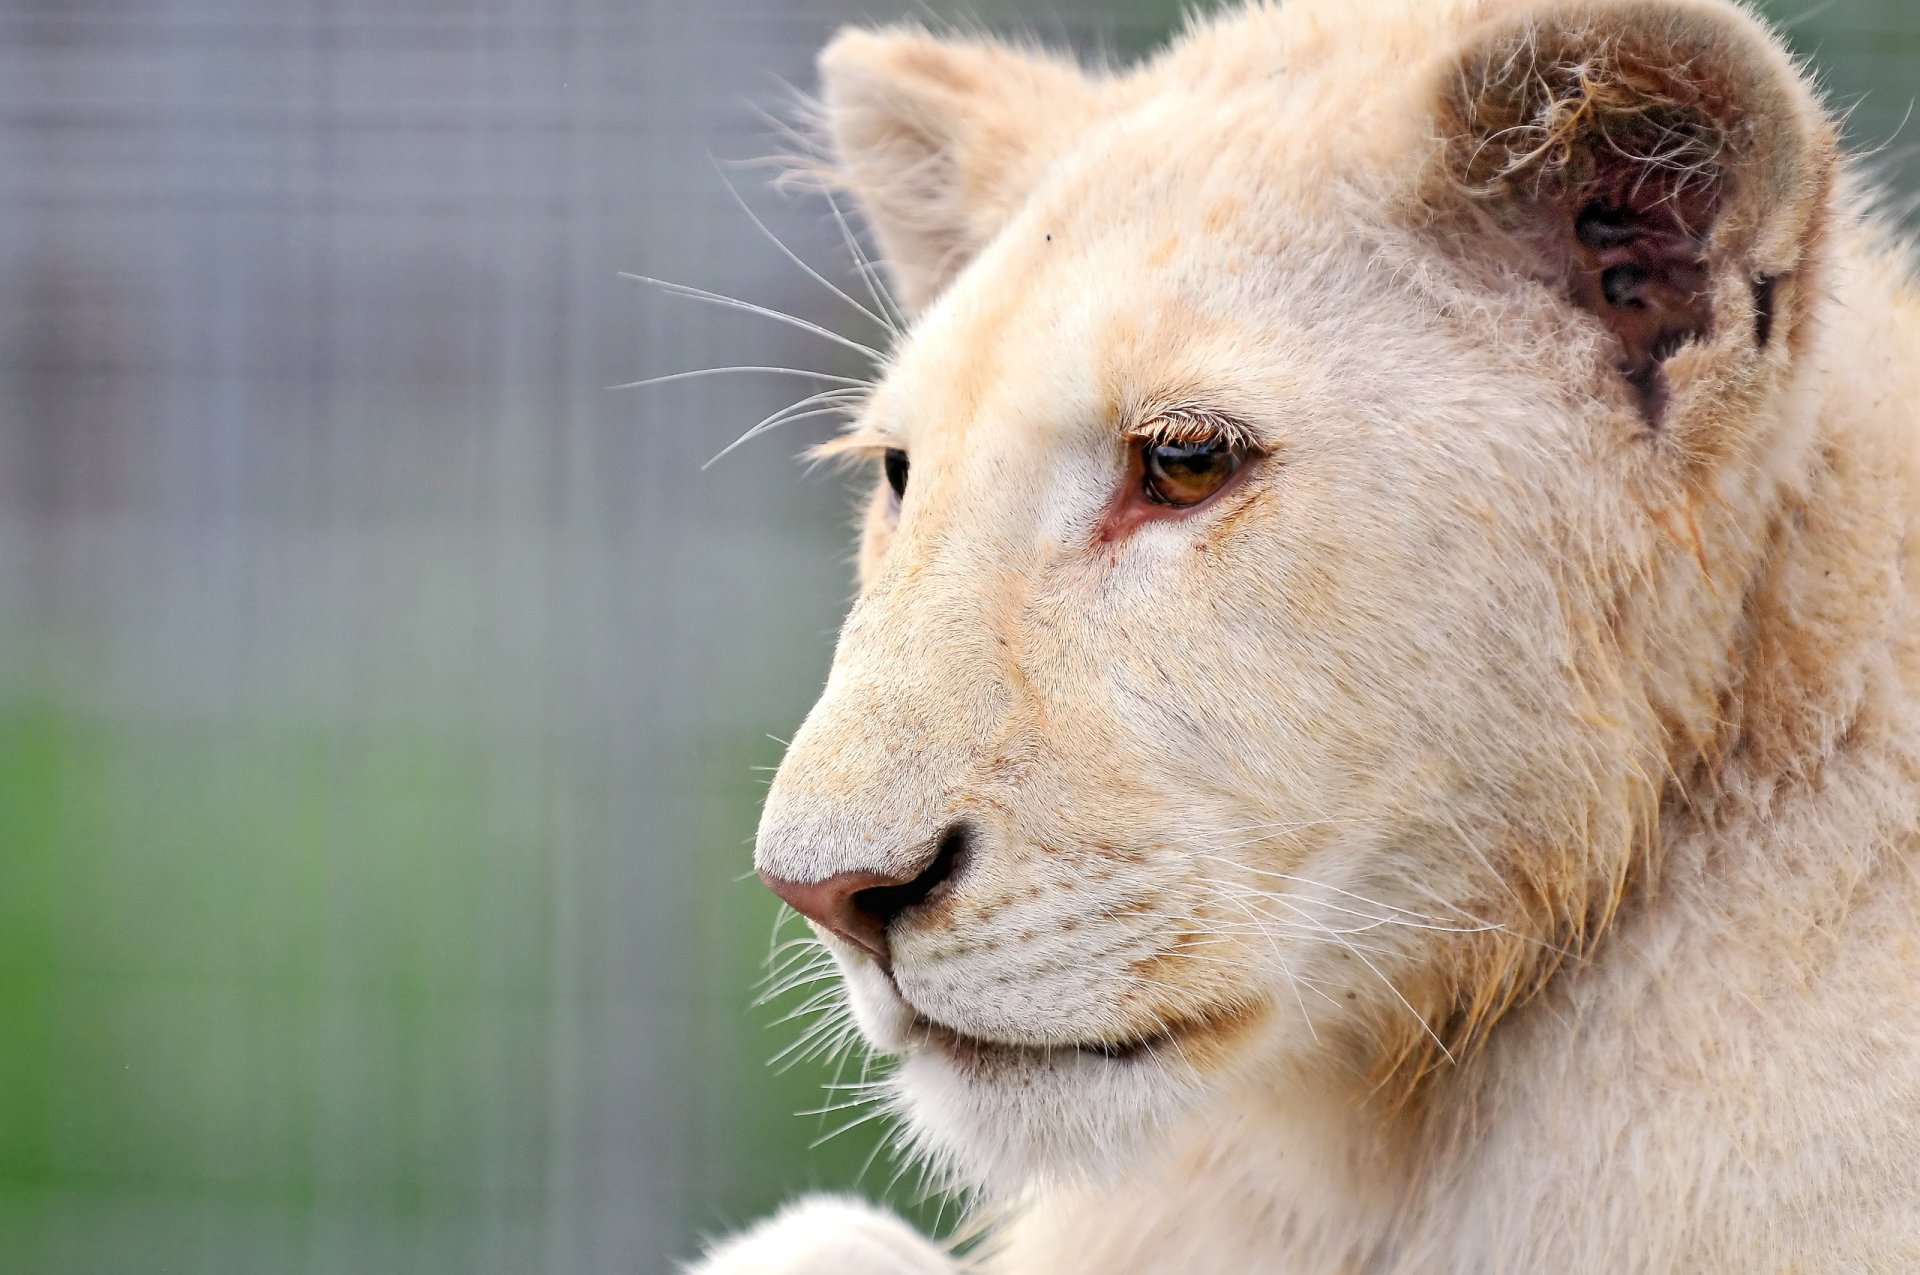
[1141,438,1244,507]
[884,448,910,501]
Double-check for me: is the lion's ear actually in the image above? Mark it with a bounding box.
[1436,0,1835,430]
[818,28,1100,314]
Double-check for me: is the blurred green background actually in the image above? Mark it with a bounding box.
[0,1,1912,1271]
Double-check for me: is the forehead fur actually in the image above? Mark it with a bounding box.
[867,20,1445,454]
[848,0,1826,480]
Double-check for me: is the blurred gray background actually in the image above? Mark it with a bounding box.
[0,1,1912,1272]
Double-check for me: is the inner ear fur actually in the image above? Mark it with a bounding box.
[1435,0,1834,430]
[817,28,1101,314]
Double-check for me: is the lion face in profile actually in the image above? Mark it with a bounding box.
[754,0,1831,1192]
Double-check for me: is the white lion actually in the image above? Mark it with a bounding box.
[693,0,1920,1269]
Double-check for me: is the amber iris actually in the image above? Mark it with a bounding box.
[1142,438,1244,507]
[884,448,910,500]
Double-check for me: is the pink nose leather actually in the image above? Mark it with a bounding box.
[758,869,908,965]
[759,826,967,967]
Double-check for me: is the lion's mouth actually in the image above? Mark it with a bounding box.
[906,1001,1256,1070]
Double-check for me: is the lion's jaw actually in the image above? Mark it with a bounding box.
[754,0,1835,1195]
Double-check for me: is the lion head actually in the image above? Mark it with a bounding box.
[752,0,1835,1192]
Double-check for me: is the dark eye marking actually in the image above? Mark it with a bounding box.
[884,448,909,502]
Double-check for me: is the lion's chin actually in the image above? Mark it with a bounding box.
[826,937,1272,1189]
[888,1002,1271,1191]
[889,1028,1203,1191]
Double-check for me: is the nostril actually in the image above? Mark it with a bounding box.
[757,823,971,969]
[850,823,969,931]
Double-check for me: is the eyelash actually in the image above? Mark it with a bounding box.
[1126,412,1260,455]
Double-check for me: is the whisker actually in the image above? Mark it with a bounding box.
[714,160,901,338]
[702,385,866,468]
[703,400,865,470]
[759,940,831,977]
[1193,886,1369,1042]
[807,1023,866,1072]
[1231,886,1497,935]
[752,968,840,1007]
[761,934,827,965]
[771,1011,855,1070]
[757,953,833,989]
[744,100,827,169]
[618,272,883,362]
[797,1090,885,1120]
[1193,852,1489,929]
[853,1121,895,1190]
[1260,892,1455,1064]
[768,986,846,1027]
[1192,898,1406,959]
[819,1006,871,1122]
[1206,816,1363,840]
[880,1133,925,1201]
[608,365,871,391]
[816,1076,892,1094]
[823,184,909,332]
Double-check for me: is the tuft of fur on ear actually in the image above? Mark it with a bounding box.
[817,27,1102,314]
[1434,0,1835,437]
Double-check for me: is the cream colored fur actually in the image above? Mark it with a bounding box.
[690,1,1920,1270]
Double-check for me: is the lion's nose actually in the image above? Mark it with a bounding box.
[759,826,966,968]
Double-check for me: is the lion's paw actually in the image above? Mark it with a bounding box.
[684,1195,957,1275]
